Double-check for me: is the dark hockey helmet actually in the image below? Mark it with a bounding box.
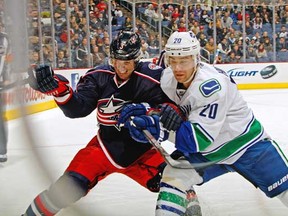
[110,31,141,62]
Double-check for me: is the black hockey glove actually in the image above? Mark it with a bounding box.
[28,65,71,97]
[160,103,186,131]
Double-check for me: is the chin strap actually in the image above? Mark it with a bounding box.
[183,65,198,84]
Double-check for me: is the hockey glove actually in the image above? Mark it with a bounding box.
[160,103,186,131]
[118,103,151,125]
[125,115,168,143]
[28,65,71,97]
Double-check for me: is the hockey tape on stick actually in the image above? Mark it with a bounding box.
[212,49,220,66]
[142,129,218,169]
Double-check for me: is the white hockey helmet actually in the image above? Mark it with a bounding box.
[165,31,200,66]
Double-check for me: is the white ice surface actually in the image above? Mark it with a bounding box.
[1,89,288,216]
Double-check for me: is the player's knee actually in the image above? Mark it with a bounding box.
[162,165,203,191]
[46,172,91,208]
[277,189,288,207]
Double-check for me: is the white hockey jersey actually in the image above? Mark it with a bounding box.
[160,62,269,164]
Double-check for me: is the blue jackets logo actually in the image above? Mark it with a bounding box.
[200,79,221,97]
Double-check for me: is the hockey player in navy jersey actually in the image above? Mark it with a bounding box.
[124,31,288,215]
[22,31,172,215]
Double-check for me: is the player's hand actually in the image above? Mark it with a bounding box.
[160,103,186,131]
[118,103,151,125]
[28,65,71,97]
[125,115,168,143]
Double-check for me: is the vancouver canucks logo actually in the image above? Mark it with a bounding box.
[97,95,126,130]
[200,79,221,97]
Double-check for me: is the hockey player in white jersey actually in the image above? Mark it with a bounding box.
[124,31,288,215]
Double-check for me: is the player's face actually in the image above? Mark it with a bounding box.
[113,59,136,81]
[169,56,196,86]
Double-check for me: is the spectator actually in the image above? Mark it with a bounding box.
[217,37,231,56]
[190,20,200,35]
[91,45,106,66]
[205,37,217,54]
[198,32,207,47]
[171,6,181,21]
[140,45,150,59]
[200,9,212,25]
[56,50,69,69]
[242,19,254,36]
[30,51,40,65]
[262,13,271,25]
[97,12,108,28]
[162,8,171,21]
[260,31,271,43]
[196,25,206,38]
[249,36,258,49]
[144,4,156,24]
[54,2,66,20]
[225,51,238,63]
[114,5,123,17]
[147,34,160,52]
[261,6,272,24]
[256,43,268,60]
[252,14,263,31]
[75,37,89,68]
[96,0,107,13]
[193,4,202,21]
[228,32,236,45]
[125,17,133,29]
[168,19,179,34]
[152,7,163,22]
[178,21,186,32]
[246,45,258,62]
[231,44,243,62]
[71,33,81,50]
[276,36,288,52]
[263,38,273,53]
[140,38,148,50]
[278,25,288,39]
[90,15,102,33]
[29,36,40,52]
[138,23,149,41]
[221,11,233,29]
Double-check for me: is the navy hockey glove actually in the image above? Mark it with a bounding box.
[125,115,168,143]
[28,65,71,97]
[118,103,151,125]
[160,103,186,131]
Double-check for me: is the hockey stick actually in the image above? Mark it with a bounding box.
[212,49,220,66]
[0,77,30,92]
[142,129,218,169]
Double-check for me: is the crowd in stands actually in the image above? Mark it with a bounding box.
[135,1,288,64]
[6,0,288,68]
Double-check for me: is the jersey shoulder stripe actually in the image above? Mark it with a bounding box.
[134,71,160,84]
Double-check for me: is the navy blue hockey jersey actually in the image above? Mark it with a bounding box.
[57,61,169,167]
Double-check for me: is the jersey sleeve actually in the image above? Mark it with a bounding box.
[55,68,105,118]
